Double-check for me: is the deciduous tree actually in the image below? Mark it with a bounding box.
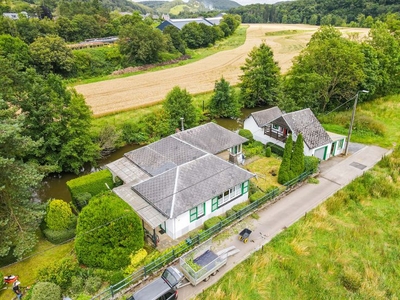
[240,42,281,108]
[163,86,199,132]
[209,77,240,118]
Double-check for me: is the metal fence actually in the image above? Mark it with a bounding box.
[92,170,311,299]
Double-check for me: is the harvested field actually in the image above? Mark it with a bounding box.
[75,24,369,117]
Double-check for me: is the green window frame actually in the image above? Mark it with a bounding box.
[338,139,344,149]
[190,203,205,222]
[211,197,218,212]
[241,181,249,194]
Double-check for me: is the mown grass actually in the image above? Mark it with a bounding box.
[320,94,400,148]
[0,237,74,299]
[69,25,248,86]
[246,157,282,191]
[195,146,400,300]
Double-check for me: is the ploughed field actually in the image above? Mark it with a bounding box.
[75,24,369,117]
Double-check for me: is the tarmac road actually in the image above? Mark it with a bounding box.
[177,144,390,300]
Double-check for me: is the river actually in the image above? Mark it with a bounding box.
[37,108,264,203]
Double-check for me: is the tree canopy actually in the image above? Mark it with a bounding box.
[240,42,281,108]
[163,86,199,132]
[209,77,240,118]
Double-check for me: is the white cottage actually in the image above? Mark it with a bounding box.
[244,107,346,160]
[106,123,254,244]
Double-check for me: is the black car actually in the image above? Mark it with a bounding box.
[128,266,183,300]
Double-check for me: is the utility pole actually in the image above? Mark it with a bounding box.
[344,90,369,156]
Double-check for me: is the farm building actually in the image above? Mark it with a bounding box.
[106,123,254,245]
[157,16,223,31]
[244,107,346,160]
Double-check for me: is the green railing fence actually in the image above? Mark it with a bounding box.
[92,170,312,300]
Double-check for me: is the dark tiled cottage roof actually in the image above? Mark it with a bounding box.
[173,122,247,154]
[125,136,206,176]
[250,106,283,127]
[280,108,332,149]
[133,155,254,218]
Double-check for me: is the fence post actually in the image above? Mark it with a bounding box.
[110,284,114,298]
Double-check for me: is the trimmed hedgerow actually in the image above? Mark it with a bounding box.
[67,169,114,201]
[304,156,320,173]
[266,142,285,157]
[204,216,223,230]
[249,191,265,203]
[43,227,76,244]
[232,202,249,212]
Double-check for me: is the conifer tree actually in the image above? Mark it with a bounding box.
[278,134,293,184]
[291,134,305,177]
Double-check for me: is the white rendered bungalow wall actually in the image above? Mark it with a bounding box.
[165,181,250,240]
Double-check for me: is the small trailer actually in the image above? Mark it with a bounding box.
[128,240,238,299]
[178,239,238,286]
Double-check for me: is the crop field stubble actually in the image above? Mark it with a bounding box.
[75,24,369,117]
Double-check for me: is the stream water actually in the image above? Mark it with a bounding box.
[37,108,264,203]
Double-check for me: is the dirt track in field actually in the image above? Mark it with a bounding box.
[75,24,369,116]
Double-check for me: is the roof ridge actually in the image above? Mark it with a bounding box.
[169,166,179,219]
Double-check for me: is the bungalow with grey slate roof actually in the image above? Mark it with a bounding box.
[244,107,346,160]
[106,123,254,244]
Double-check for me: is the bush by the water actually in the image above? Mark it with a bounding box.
[43,227,76,244]
[75,192,143,270]
[31,282,61,300]
[67,169,114,201]
[238,129,254,143]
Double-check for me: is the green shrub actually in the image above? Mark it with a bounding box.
[67,169,114,201]
[238,129,253,143]
[307,177,319,184]
[244,140,265,157]
[304,156,320,173]
[0,271,4,290]
[37,257,80,291]
[204,216,222,230]
[226,209,235,217]
[74,192,92,210]
[265,146,272,157]
[84,276,102,294]
[125,249,148,275]
[46,199,75,230]
[266,142,284,157]
[43,227,76,244]
[31,282,61,300]
[70,276,84,294]
[249,191,264,203]
[232,202,249,212]
[75,192,144,270]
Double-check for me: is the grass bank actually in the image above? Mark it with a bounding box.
[0,238,74,300]
[195,146,400,299]
[69,25,248,86]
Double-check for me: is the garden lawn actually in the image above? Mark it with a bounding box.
[195,146,400,299]
[245,157,282,192]
[0,239,74,300]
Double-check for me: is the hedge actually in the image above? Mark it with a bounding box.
[204,216,223,230]
[238,129,254,143]
[249,191,265,203]
[67,169,114,201]
[266,142,285,157]
[232,202,249,212]
[43,228,76,244]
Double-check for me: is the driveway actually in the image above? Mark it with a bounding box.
[176,144,390,299]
